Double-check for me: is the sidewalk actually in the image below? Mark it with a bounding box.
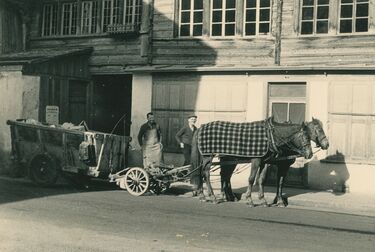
[176,168,375,217]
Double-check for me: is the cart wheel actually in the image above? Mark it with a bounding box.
[29,155,59,186]
[124,167,150,196]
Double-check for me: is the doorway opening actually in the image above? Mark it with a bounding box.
[91,75,132,136]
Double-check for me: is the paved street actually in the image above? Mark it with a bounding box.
[0,177,374,252]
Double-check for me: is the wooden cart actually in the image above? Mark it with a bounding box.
[7,119,131,186]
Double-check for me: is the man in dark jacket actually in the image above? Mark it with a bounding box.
[175,115,197,165]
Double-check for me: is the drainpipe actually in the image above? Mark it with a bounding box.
[140,0,153,64]
[274,0,283,66]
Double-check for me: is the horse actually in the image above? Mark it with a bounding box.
[190,117,329,207]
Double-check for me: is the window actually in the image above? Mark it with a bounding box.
[102,0,122,32]
[62,2,78,35]
[211,0,236,37]
[41,0,142,37]
[81,1,99,34]
[268,83,306,124]
[177,0,273,38]
[300,0,329,35]
[124,0,142,27]
[244,0,271,36]
[42,4,58,36]
[179,0,203,37]
[339,0,369,33]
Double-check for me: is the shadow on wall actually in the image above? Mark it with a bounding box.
[320,151,350,194]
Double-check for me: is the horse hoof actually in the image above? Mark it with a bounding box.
[260,202,269,207]
[247,202,255,208]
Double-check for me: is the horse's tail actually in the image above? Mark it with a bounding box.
[190,129,202,191]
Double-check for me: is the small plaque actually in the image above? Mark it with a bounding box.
[46,105,59,125]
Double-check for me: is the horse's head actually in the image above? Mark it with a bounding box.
[296,127,313,159]
[305,117,329,150]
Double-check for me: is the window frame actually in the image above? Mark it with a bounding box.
[243,0,272,37]
[338,0,369,34]
[210,0,237,37]
[299,0,330,36]
[178,0,204,37]
[41,3,58,37]
[268,83,307,124]
[61,2,78,36]
[40,0,142,37]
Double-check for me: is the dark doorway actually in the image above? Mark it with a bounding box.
[91,75,132,136]
[68,80,88,125]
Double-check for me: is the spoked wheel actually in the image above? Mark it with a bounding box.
[124,167,150,196]
[29,155,59,186]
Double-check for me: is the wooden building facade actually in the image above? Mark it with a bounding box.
[147,0,375,193]
[0,0,375,193]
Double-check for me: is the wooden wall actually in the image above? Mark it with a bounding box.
[28,0,148,74]
[280,0,375,67]
[152,0,276,67]
[152,0,375,69]
[0,0,23,54]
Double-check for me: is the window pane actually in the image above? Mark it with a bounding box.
[213,0,223,9]
[225,10,235,22]
[356,3,368,17]
[194,0,203,9]
[272,103,288,123]
[341,0,353,3]
[246,9,256,21]
[181,12,190,23]
[212,24,222,36]
[317,21,329,33]
[193,24,203,36]
[303,0,315,5]
[181,0,191,10]
[226,0,235,8]
[340,20,352,33]
[259,23,269,34]
[301,22,313,34]
[318,0,329,4]
[260,9,270,21]
[355,18,368,32]
[341,5,353,18]
[225,24,235,36]
[317,6,329,19]
[246,0,256,8]
[245,23,256,35]
[213,10,222,22]
[260,0,271,7]
[180,25,190,36]
[302,7,314,20]
[270,85,306,97]
[194,11,203,22]
[289,103,306,124]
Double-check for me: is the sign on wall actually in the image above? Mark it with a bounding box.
[45,105,59,125]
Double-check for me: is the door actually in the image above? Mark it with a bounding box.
[91,75,132,136]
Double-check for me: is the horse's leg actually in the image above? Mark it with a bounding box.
[198,157,210,201]
[273,160,292,207]
[204,161,218,203]
[225,165,236,201]
[258,163,269,207]
[220,163,236,202]
[245,158,259,207]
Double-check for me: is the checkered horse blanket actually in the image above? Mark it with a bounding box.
[198,120,269,157]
